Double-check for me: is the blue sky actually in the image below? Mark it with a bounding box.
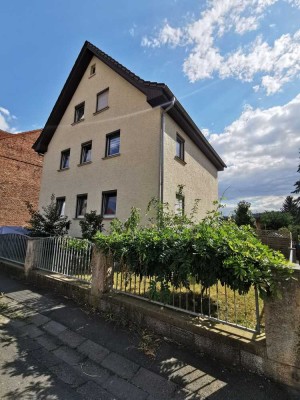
[1,0,300,214]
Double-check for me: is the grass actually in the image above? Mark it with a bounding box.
[73,269,264,332]
[113,272,264,332]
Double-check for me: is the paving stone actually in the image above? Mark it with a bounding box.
[58,329,86,348]
[29,313,51,327]
[132,368,177,400]
[18,323,44,338]
[101,352,139,380]
[53,345,86,366]
[8,318,29,329]
[18,335,42,351]
[43,320,67,336]
[30,347,61,367]
[76,359,111,386]
[49,362,87,388]
[36,333,61,351]
[78,339,110,364]
[104,375,148,400]
[77,381,116,400]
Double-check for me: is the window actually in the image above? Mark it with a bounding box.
[176,134,185,161]
[102,191,117,217]
[76,194,87,218]
[74,102,85,123]
[105,131,120,157]
[96,88,109,112]
[56,197,66,216]
[175,194,185,216]
[90,64,96,76]
[80,141,92,164]
[60,149,70,169]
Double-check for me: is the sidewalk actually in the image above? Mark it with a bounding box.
[0,271,293,399]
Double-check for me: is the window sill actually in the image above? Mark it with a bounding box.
[102,153,120,160]
[71,118,85,126]
[57,167,70,172]
[103,215,116,220]
[93,106,109,116]
[89,73,96,79]
[73,217,85,220]
[78,161,92,167]
[174,156,186,165]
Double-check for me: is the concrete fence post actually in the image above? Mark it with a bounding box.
[24,238,38,277]
[90,246,113,307]
[264,267,300,390]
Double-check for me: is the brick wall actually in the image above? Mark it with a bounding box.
[0,129,43,227]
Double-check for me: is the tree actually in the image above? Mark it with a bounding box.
[260,211,293,230]
[232,201,255,227]
[26,194,71,237]
[79,210,103,240]
[281,195,299,225]
[281,196,298,215]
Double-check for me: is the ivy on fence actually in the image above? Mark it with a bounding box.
[94,200,294,299]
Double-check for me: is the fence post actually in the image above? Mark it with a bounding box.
[89,246,113,307]
[24,238,38,277]
[263,266,300,389]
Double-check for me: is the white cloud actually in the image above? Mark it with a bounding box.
[129,24,137,37]
[207,93,300,212]
[142,0,300,94]
[0,106,17,133]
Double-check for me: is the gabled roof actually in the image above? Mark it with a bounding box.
[33,41,226,171]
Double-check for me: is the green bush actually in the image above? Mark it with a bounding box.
[94,201,293,299]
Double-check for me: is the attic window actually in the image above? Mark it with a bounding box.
[90,64,96,76]
[74,102,85,123]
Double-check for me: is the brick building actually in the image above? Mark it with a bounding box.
[0,129,43,227]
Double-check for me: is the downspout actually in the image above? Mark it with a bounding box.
[159,97,176,203]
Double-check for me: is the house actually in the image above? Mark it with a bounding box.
[0,129,43,227]
[33,41,226,237]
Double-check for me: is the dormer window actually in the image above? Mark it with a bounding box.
[74,102,85,123]
[90,64,96,76]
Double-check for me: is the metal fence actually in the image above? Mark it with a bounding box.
[0,234,29,265]
[113,265,262,333]
[34,237,93,283]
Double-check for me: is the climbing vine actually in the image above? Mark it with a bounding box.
[94,200,294,298]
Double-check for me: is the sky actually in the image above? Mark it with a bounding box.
[1,0,300,215]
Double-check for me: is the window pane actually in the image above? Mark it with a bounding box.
[97,90,108,111]
[103,193,117,215]
[75,104,84,122]
[56,198,65,216]
[176,136,184,160]
[77,196,87,217]
[108,134,120,156]
[176,140,181,158]
[175,195,184,216]
[61,150,70,169]
[84,147,92,162]
[81,143,92,163]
